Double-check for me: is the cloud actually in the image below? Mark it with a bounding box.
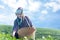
[1,0,42,12]
[7,14,16,25]
[1,0,16,8]
[38,10,48,21]
[0,5,4,9]
[28,0,41,12]
[44,2,60,12]
[0,14,8,25]
[0,14,16,25]
[1,0,28,10]
[39,15,46,21]
[39,16,46,21]
[50,0,55,2]
[56,0,60,4]
[41,10,48,15]
[1,0,42,25]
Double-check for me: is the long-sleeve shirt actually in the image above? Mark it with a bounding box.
[13,16,33,32]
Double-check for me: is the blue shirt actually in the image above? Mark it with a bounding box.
[13,16,32,32]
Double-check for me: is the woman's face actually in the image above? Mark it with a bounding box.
[16,14,22,19]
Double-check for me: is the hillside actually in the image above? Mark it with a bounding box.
[0,25,60,40]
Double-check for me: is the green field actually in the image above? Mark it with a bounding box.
[0,25,60,40]
[36,28,60,40]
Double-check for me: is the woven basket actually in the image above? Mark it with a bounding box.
[17,27,35,37]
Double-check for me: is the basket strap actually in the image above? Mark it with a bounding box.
[25,16,30,27]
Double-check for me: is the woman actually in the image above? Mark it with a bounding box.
[12,7,35,40]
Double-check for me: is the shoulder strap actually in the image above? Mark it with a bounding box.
[25,16,30,27]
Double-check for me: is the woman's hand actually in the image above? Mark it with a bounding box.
[12,31,16,37]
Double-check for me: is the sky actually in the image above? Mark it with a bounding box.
[0,0,60,29]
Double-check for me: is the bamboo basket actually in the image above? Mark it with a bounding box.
[17,27,35,37]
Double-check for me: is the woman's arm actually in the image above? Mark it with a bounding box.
[13,19,18,31]
[12,19,18,36]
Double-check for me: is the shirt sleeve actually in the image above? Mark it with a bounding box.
[25,16,33,27]
[13,19,18,32]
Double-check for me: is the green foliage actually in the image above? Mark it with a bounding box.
[0,25,13,34]
[0,33,24,40]
[0,25,60,40]
[36,28,60,40]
